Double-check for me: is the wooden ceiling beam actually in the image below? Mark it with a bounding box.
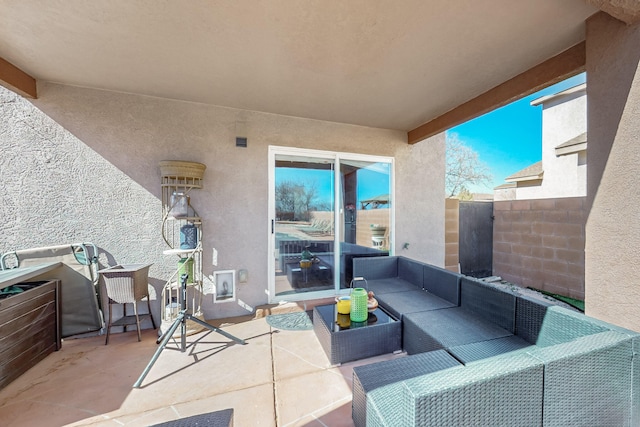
[586,1,640,25]
[408,41,586,145]
[0,57,37,98]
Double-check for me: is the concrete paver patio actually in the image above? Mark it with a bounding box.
[0,301,403,426]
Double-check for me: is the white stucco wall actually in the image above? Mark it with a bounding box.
[0,82,444,322]
[493,186,517,201]
[539,89,587,198]
[585,13,640,331]
[508,181,543,201]
[512,87,587,201]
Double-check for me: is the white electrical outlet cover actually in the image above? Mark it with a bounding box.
[238,269,248,283]
[212,248,218,266]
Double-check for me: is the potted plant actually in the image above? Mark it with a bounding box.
[370,224,386,237]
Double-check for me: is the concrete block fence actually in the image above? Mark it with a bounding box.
[493,197,586,300]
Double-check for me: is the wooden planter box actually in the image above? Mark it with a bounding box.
[0,280,61,390]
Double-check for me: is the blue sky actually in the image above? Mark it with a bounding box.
[448,72,586,193]
[276,164,390,208]
[276,167,334,206]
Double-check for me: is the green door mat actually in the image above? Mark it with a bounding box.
[265,311,314,331]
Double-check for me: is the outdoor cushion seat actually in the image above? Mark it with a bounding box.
[375,289,455,320]
[403,307,513,355]
[447,335,531,363]
[352,256,461,306]
[365,278,421,296]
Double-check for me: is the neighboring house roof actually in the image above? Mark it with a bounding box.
[360,194,389,209]
[556,132,587,156]
[531,83,587,106]
[494,182,517,189]
[505,161,544,182]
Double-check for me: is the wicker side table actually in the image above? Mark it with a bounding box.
[99,263,156,344]
[313,304,401,365]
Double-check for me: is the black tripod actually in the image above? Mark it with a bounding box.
[133,274,246,388]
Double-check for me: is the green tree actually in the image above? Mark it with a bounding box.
[457,186,474,201]
[446,133,493,198]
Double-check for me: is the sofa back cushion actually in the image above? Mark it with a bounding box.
[398,257,424,288]
[515,294,555,344]
[526,330,634,426]
[399,352,544,426]
[460,276,516,333]
[352,256,398,281]
[423,264,461,305]
[535,306,609,347]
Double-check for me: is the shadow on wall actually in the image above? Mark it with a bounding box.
[0,84,176,321]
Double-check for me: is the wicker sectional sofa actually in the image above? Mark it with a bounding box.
[351,256,640,427]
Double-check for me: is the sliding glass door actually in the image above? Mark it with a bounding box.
[339,158,392,289]
[271,151,336,298]
[268,147,393,302]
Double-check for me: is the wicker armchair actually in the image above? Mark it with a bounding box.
[99,263,156,344]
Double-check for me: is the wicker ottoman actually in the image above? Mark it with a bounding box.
[352,350,460,427]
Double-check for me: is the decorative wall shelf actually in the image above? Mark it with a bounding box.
[159,161,207,335]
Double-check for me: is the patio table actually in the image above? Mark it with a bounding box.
[313,303,401,364]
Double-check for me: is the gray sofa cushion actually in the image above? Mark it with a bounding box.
[398,257,424,288]
[353,256,397,280]
[423,264,461,305]
[376,290,455,320]
[461,276,516,333]
[403,307,513,355]
[448,335,531,363]
[366,278,420,296]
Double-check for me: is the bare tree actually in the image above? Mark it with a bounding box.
[275,180,320,221]
[298,180,319,221]
[276,181,297,218]
[446,133,493,197]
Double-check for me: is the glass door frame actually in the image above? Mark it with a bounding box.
[267,145,395,303]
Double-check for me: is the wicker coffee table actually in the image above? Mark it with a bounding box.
[313,303,401,364]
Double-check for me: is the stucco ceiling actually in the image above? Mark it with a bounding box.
[0,0,598,131]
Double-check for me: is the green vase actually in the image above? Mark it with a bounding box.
[178,257,194,282]
[350,287,368,322]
